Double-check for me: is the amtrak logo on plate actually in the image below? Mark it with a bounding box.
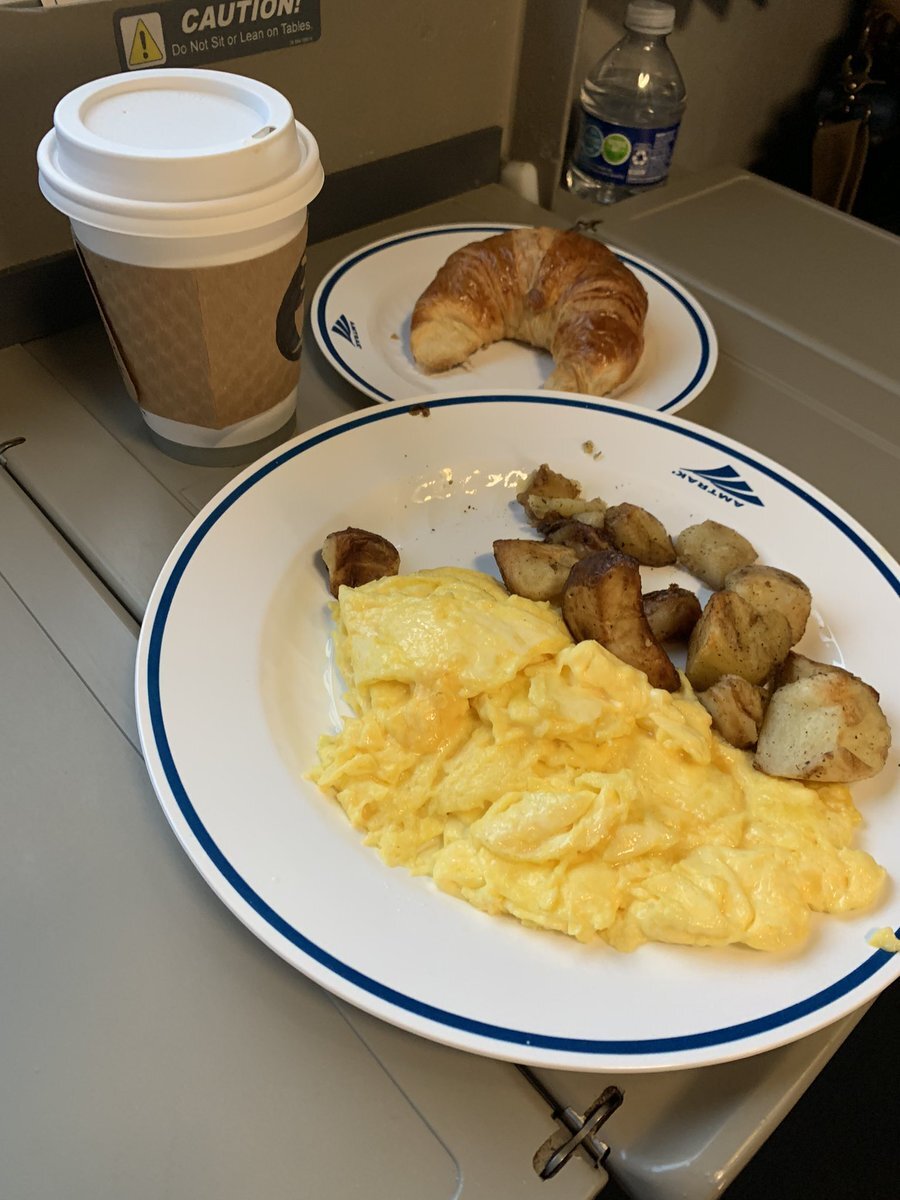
[673,464,764,508]
[331,313,362,349]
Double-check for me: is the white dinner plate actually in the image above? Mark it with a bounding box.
[311,223,717,413]
[136,392,900,1073]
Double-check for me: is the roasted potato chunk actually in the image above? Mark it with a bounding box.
[517,463,581,504]
[777,652,849,686]
[562,549,680,691]
[724,565,811,645]
[321,527,400,597]
[643,585,702,643]
[755,669,891,782]
[604,502,676,566]
[541,517,612,558]
[521,494,608,528]
[697,675,766,749]
[686,590,792,691]
[676,520,757,589]
[493,539,578,601]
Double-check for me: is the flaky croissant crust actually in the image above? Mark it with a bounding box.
[410,227,648,396]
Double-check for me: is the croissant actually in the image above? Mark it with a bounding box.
[410,227,648,396]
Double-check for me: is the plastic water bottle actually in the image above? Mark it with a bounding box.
[566,0,686,205]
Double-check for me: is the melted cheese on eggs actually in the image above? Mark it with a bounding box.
[311,568,885,952]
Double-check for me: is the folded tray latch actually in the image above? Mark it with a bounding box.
[516,1065,624,1183]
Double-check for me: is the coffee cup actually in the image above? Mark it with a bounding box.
[37,68,323,464]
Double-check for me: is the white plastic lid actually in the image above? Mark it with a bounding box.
[625,1,675,34]
[37,68,323,237]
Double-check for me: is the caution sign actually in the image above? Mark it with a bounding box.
[121,14,167,68]
[115,0,320,71]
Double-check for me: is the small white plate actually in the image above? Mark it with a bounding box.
[136,392,900,1074]
[311,223,717,413]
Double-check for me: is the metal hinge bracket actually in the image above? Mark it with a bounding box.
[517,1064,624,1183]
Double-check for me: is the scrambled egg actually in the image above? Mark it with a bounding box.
[868,927,900,953]
[310,568,885,952]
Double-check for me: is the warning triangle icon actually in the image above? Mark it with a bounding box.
[128,19,165,67]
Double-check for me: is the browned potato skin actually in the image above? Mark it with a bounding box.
[517,463,581,504]
[696,675,766,749]
[604,502,676,567]
[321,528,400,597]
[540,517,613,558]
[643,585,702,643]
[755,669,891,782]
[676,520,758,589]
[493,539,578,602]
[686,590,792,691]
[724,565,812,646]
[562,550,680,691]
[776,651,850,686]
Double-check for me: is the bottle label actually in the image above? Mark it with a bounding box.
[572,112,681,187]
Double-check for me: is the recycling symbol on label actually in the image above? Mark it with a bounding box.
[631,147,650,168]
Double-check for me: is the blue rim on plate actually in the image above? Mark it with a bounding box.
[140,394,900,1062]
[312,224,714,411]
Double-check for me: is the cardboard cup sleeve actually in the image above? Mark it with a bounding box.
[76,227,308,430]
